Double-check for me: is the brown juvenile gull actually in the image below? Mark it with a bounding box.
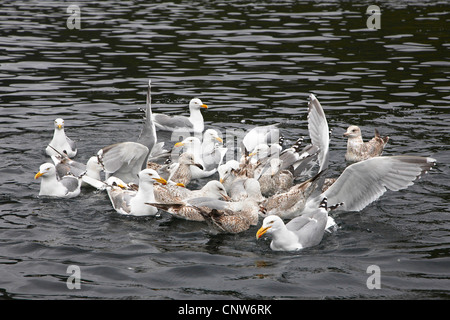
[174,136,218,179]
[343,125,389,163]
[168,153,204,186]
[153,180,230,204]
[151,98,208,133]
[45,118,77,158]
[256,197,329,251]
[148,196,260,228]
[259,171,324,220]
[255,158,294,197]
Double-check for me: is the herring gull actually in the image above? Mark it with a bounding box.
[256,197,329,251]
[148,196,260,231]
[106,169,167,216]
[45,118,77,158]
[168,152,204,186]
[343,125,389,163]
[152,98,208,133]
[34,162,82,198]
[174,136,218,179]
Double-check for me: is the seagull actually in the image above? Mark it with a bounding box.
[106,169,167,216]
[174,136,218,179]
[343,125,389,163]
[148,196,260,230]
[259,171,324,220]
[256,197,329,251]
[201,129,227,170]
[48,146,103,185]
[34,163,82,198]
[167,153,204,186]
[45,118,77,158]
[256,158,294,197]
[153,180,230,204]
[152,98,208,133]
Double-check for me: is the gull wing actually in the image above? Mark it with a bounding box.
[323,156,436,212]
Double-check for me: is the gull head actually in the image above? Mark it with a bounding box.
[203,129,223,144]
[256,215,284,239]
[54,118,65,130]
[189,98,208,111]
[138,169,167,185]
[343,125,362,139]
[174,136,202,149]
[35,163,57,179]
[203,180,230,200]
[178,153,204,170]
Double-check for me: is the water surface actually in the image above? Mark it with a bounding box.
[0,0,449,299]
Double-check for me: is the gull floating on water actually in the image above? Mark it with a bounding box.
[152,98,208,133]
[256,197,329,251]
[167,152,204,186]
[106,169,167,216]
[153,180,230,204]
[35,162,82,198]
[343,125,389,163]
[174,136,219,179]
[45,118,77,158]
[149,196,260,232]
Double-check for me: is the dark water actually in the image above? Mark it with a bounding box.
[0,0,449,300]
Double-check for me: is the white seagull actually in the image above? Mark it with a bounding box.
[256,197,329,251]
[45,118,77,158]
[152,98,208,133]
[34,162,82,198]
[106,169,167,216]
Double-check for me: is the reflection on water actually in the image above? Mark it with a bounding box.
[0,0,449,299]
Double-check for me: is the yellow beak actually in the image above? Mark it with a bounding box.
[57,124,62,130]
[249,152,255,157]
[219,178,224,184]
[153,177,167,185]
[256,226,271,239]
[176,183,185,188]
[174,142,184,148]
[34,171,44,179]
[201,104,208,109]
[215,137,223,143]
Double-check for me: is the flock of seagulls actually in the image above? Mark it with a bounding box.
[34,80,437,252]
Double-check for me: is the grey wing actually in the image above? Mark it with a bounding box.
[107,188,134,214]
[186,197,229,211]
[99,142,149,184]
[308,94,329,172]
[323,156,436,212]
[137,79,157,152]
[291,210,328,248]
[66,136,77,153]
[60,176,81,193]
[153,114,193,130]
